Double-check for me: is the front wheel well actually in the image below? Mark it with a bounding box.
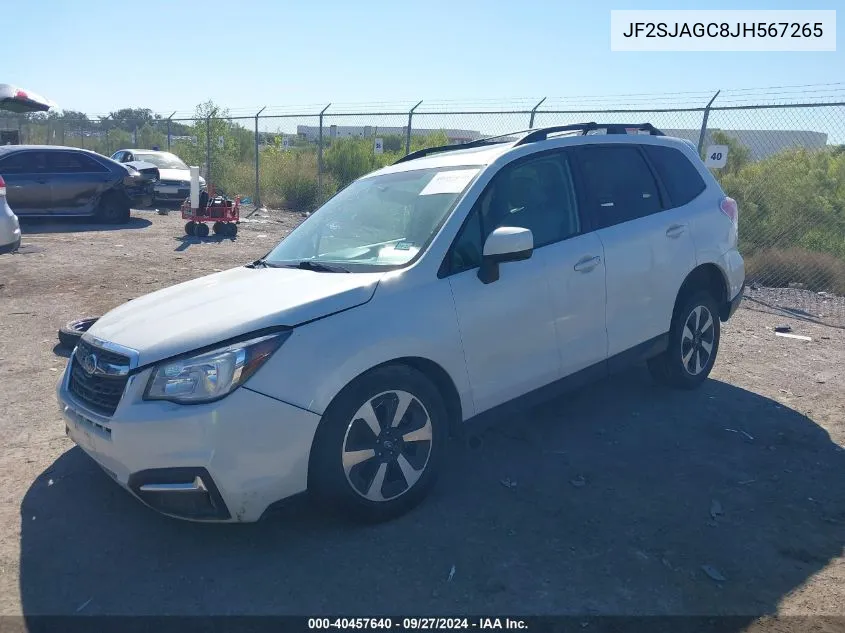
[378,357,463,437]
[325,357,463,438]
[674,264,729,322]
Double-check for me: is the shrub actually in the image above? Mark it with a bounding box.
[324,137,392,188]
[258,149,335,212]
[745,247,845,295]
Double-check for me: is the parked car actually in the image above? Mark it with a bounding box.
[0,174,21,253]
[0,146,157,222]
[57,123,744,524]
[110,149,205,204]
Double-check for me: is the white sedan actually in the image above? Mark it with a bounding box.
[110,149,205,204]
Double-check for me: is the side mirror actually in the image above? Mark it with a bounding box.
[478,226,533,284]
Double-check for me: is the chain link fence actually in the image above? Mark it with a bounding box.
[4,98,845,325]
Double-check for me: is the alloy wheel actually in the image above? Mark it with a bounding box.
[681,305,715,376]
[341,390,433,502]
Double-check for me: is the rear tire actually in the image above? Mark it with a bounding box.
[185,221,196,236]
[195,222,210,238]
[309,365,448,523]
[58,317,99,349]
[212,221,224,235]
[648,291,721,390]
[226,223,238,238]
[97,191,131,224]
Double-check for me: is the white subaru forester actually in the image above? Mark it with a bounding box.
[57,123,745,523]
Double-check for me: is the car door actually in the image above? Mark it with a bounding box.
[520,150,608,378]
[443,150,606,414]
[46,151,112,215]
[0,150,51,214]
[110,151,126,163]
[572,143,697,358]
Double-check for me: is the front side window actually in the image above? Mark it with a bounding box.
[264,166,480,271]
[575,145,661,228]
[47,151,108,174]
[446,151,581,274]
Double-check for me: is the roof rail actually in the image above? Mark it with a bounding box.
[393,123,665,165]
[392,130,532,165]
[514,122,664,146]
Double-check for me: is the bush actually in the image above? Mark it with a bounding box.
[745,247,845,295]
[259,149,335,212]
[324,137,392,188]
[722,147,845,261]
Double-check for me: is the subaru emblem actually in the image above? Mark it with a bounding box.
[81,352,98,375]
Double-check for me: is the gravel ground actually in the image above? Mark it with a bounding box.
[0,209,843,623]
[745,286,845,329]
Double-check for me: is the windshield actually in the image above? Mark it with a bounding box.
[264,166,480,271]
[134,152,188,170]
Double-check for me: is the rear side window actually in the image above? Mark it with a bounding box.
[0,151,47,174]
[643,145,706,208]
[575,145,661,229]
[47,151,109,174]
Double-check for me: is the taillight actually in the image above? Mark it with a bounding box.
[0,174,6,198]
[720,196,738,224]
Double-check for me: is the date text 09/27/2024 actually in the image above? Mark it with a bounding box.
[307,618,528,630]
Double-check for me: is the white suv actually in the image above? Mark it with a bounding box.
[57,123,745,523]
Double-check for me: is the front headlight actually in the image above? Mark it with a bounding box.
[144,331,289,404]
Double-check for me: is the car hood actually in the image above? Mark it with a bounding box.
[156,168,191,182]
[85,266,384,366]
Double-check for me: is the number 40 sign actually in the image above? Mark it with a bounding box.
[704,144,729,169]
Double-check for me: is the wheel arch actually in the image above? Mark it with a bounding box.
[327,356,463,435]
[673,263,730,323]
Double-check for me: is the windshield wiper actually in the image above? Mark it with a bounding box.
[246,258,280,269]
[278,260,350,273]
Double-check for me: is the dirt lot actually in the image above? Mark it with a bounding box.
[0,209,843,624]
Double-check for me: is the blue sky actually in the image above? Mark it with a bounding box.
[2,0,842,115]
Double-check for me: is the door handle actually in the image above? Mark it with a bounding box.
[574,255,602,273]
[666,224,686,238]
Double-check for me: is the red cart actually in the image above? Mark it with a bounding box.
[181,185,240,237]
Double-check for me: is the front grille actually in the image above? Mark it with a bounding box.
[69,341,130,416]
[158,179,186,187]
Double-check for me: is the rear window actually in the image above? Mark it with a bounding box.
[643,145,706,208]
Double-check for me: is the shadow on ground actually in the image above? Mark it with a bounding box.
[20,368,845,620]
[19,216,152,234]
[173,235,236,252]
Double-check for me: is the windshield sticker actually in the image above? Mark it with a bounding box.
[394,241,414,251]
[419,169,479,196]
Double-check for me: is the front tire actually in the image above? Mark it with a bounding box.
[648,291,721,390]
[309,365,448,523]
